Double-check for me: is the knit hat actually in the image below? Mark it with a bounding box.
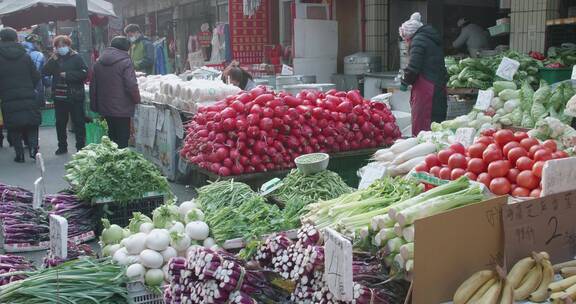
[457,17,469,28]
[399,12,423,40]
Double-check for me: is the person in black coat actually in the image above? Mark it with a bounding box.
[43,35,88,154]
[0,27,41,163]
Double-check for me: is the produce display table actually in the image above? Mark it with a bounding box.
[186,147,382,190]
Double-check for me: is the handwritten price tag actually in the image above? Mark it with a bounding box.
[32,177,44,209]
[358,162,388,190]
[502,190,576,266]
[496,57,520,81]
[474,89,494,111]
[542,157,576,197]
[49,215,68,259]
[455,127,476,147]
[36,152,45,176]
[324,228,353,301]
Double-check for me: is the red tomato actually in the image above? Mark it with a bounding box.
[451,168,466,180]
[487,143,501,151]
[481,128,497,137]
[542,139,557,152]
[450,143,466,155]
[439,167,452,180]
[483,148,503,164]
[552,150,569,159]
[476,136,494,145]
[516,156,534,171]
[520,137,540,151]
[514,131,529,142]
[488,160,510,178]
[414,162,429,173]
[494,129,515,146]
[477,173,492,188]
[503,141,521,156]
[533,148,552,162]
[507,168,520,184]
[464,172,478,181]
[467,143,487,159]
[437,149,455,165]
[517,170,539,190]
[530,188,542,198]
[429,166,441,177]
[424,154,440,168]
[490,177,512,195]
[448,153,467,170]
[507,147,528,165]
[528,145,543,158]
[532,161,544,178]
[467,158,487,174]
[512,187,530,197]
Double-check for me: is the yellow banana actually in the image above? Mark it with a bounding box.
[561,267,576,278]
[515,263,543,300]
[479,280,502,304]
[453,270,495,304]
[554,260,576,273]
[467,277,496,303]
[529,259,554,302]
[499,279,514,304]
[507,257,536,288]
[549,275,576,292]
[564,283,576,299]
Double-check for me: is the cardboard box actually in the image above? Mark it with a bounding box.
[411,196,507,304]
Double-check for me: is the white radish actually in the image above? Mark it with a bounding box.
[389,137,418,154]
[388,156,426,176]
[391,142,436,165]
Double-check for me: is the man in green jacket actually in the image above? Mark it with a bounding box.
[124,24,154,75]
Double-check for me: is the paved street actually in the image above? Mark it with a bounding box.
[0,126,194,262]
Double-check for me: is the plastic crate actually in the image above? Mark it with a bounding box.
[447,98,475,120]
[94,193,165,233]
[127,282,164,304]
[539,67,572,85]
[41,108,56,127]
[86,121,107,145]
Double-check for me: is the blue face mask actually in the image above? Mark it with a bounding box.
[57,46,69,56]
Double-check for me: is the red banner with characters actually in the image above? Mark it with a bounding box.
[228,0,269,64]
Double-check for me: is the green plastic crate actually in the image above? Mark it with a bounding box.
[41,108,56,127]
[539,67,573,85]
[86,120,107,145]
[488,23,510,37]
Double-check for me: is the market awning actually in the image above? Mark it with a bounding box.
[0,0,116,29]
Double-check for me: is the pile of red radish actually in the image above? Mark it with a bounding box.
[180,87,401,176]
[415,129,569,197]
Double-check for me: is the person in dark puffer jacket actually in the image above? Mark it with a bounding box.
[90,36,140,148]
[43,35,88,154]
[0,27,41,163]
[399,12,448,136]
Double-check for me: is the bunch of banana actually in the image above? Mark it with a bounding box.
[505,251,553,302]
[548,260,576,302]
[453,268,513,304]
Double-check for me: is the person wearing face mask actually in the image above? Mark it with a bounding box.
[124,24,154,75]
[42,35,88,154]
[0,27,41,162]
[399,12,448,136]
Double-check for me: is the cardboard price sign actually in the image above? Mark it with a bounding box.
[454,127,476,147]
[49,214,68,259]
[474,89,494,111]
[413,197,506,304]
[323,228,353,301]
[36,152,45,176]
[503,190,576,266]
[32,177,44,209]
[542,157,576,197]
[496,57,520,81]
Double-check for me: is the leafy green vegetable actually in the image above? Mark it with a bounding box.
[498,89,520,101]
[493,81,517,94]
[64,137,171,202]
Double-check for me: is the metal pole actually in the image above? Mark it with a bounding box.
[75,0,92,65]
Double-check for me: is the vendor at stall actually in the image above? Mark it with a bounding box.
[452,17,491,57]
[399,12,448,136]
[221,60,256,91]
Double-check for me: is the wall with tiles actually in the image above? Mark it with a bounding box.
[510,0,559,53]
